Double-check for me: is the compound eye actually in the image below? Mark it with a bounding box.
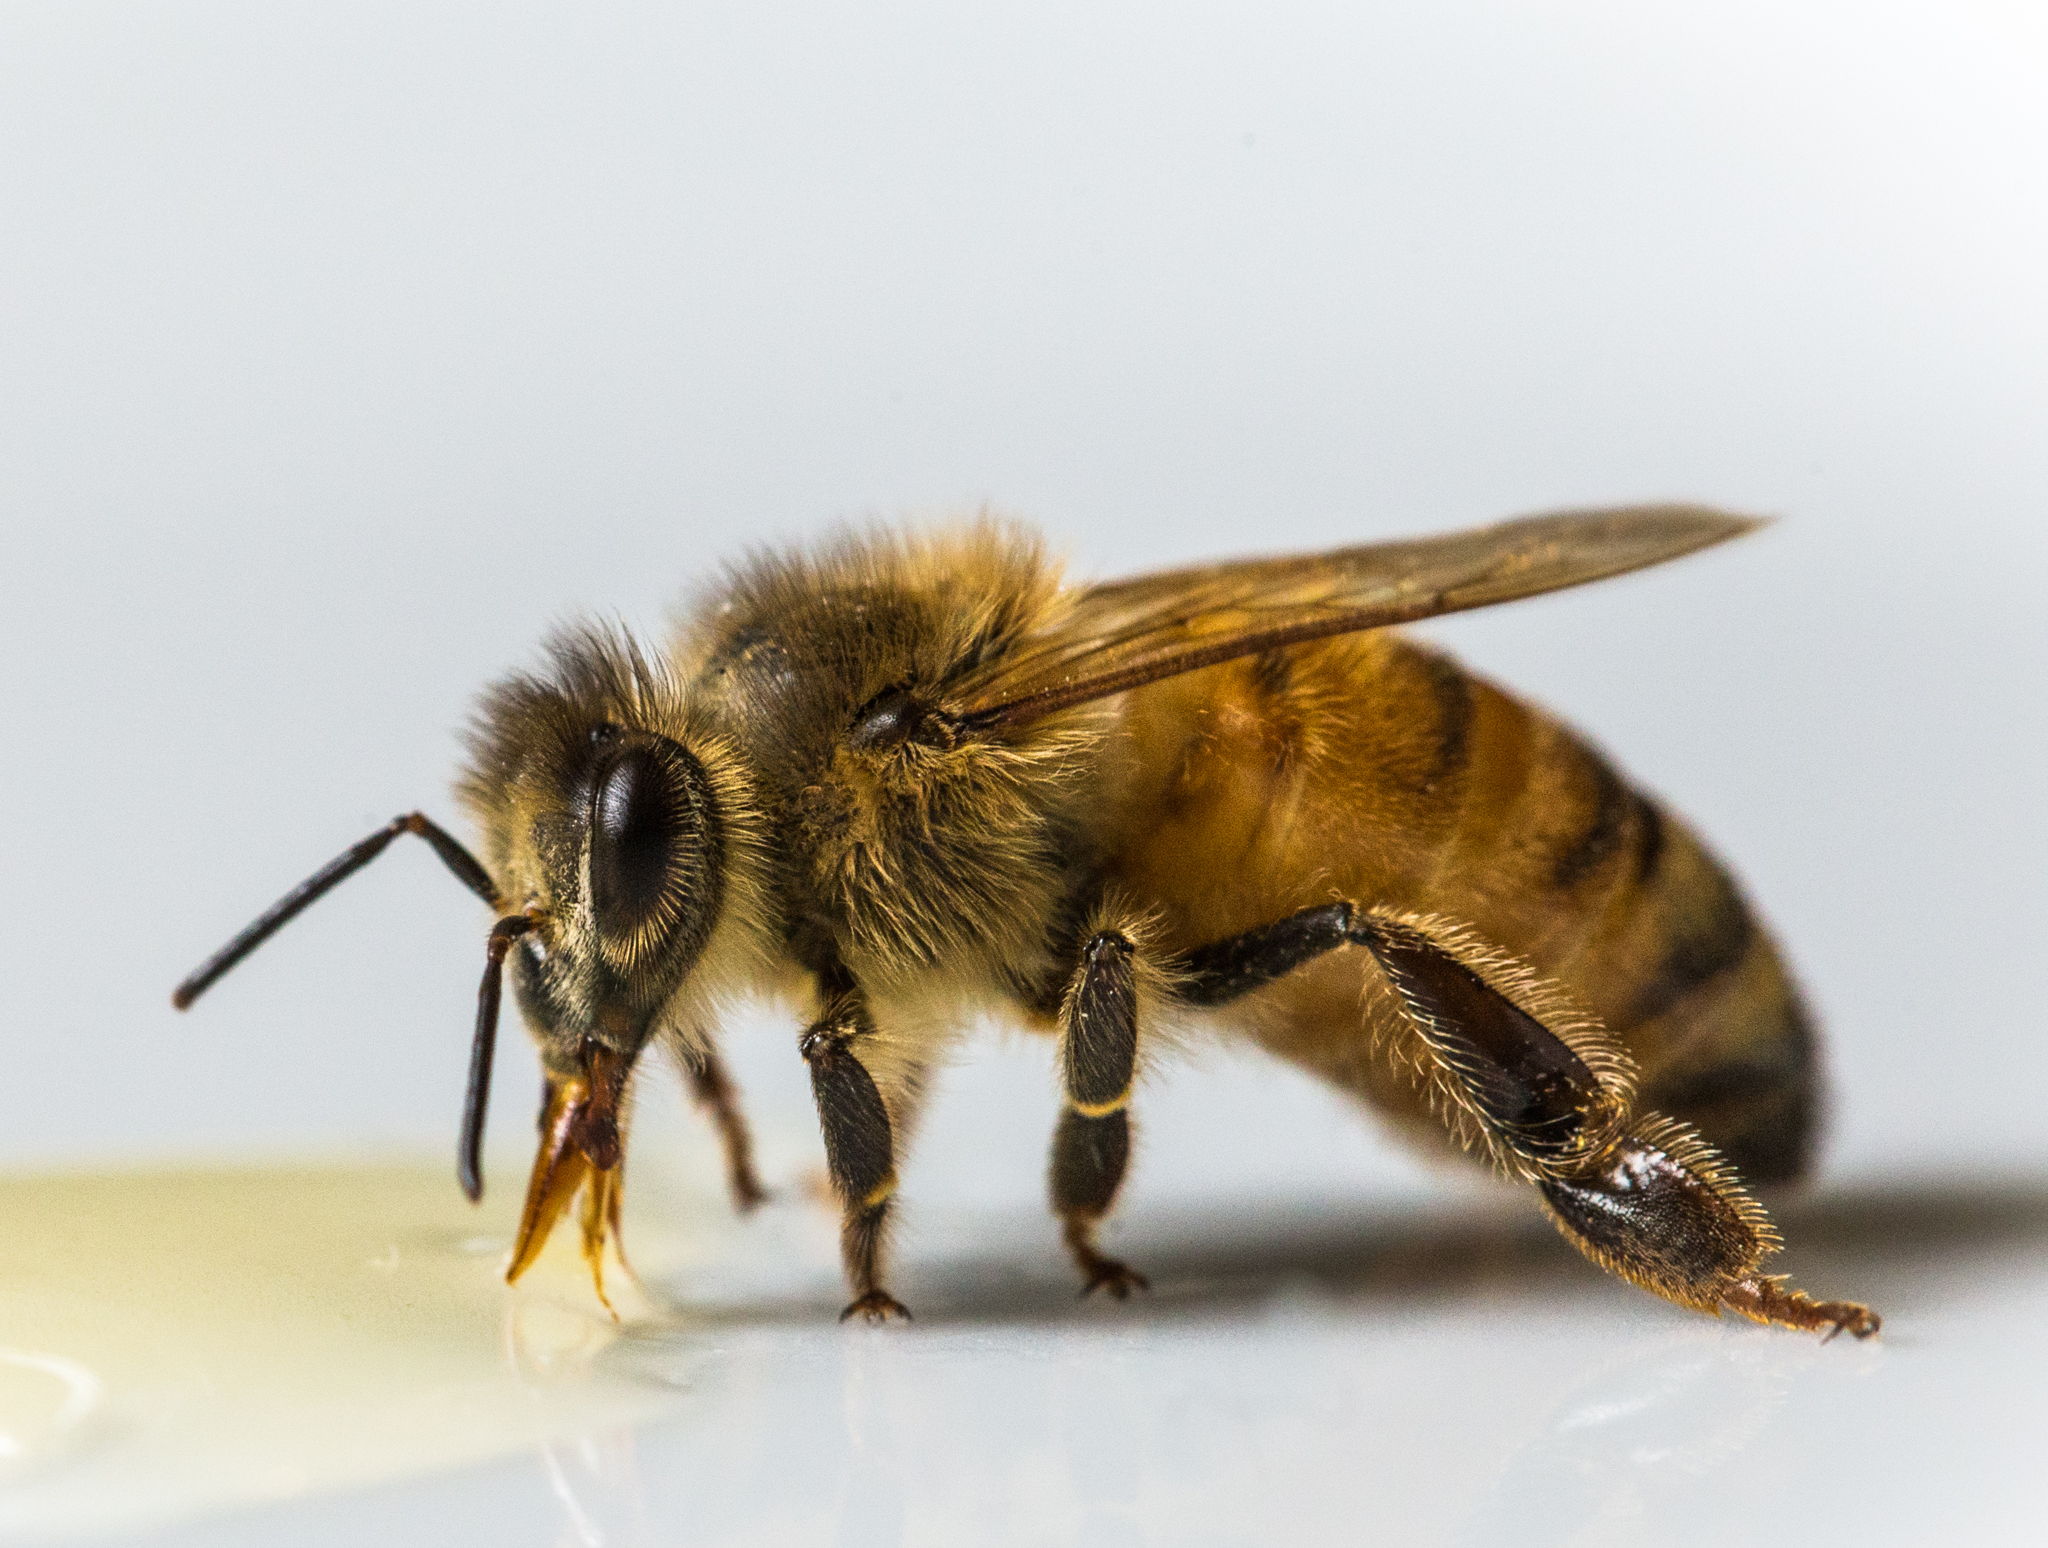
[588,744,681,935]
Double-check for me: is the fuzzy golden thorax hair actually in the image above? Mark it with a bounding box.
[670,521,1114,998]
[456,626,774,1075]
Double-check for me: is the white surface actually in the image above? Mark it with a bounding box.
[7,1075,2048,1548]
[3,1,2046,1542]
[31,1113,2048,1548]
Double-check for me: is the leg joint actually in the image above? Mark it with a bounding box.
[1066,1087,1132,1119]
[1082,930,1136,967]
[799,1016,863,1067]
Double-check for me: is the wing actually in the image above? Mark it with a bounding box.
[951,504,1763,729]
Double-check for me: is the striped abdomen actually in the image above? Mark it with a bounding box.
[1104,630,1818,1184]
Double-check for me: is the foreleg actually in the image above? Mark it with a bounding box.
[800,972,917,1323]
[679,1044,771,1214]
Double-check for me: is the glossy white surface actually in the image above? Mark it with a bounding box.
[3,0,2046,1542]
[6,1048,2047,1547]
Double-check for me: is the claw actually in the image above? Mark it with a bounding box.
[1720,1275,1881,1340]
[840,1290,913,1323]
[1078,1257,1151,1301]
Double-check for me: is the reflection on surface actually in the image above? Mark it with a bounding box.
[1455,1333,1802,1547]
[13,1163,2048,1545]
[515,1171,2048,1548]
[0,1349,103,1474]
[507,1302,666,1548]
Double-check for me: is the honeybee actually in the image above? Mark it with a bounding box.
[176,505,1878,1337]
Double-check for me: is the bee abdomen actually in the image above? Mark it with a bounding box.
[1540,763,1815,1186]
[1622,850,1758,1027]
[1112,632,1820,1188]
[1329,643,1818,1184]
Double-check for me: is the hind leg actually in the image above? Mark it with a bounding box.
[1535,1121,1876,1338]
[1179,903,1878,1337]
[1357,911,1876,1336]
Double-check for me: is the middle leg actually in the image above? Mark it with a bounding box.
[1049,926,1152,1298]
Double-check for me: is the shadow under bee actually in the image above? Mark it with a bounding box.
[645,1171,2048,1331]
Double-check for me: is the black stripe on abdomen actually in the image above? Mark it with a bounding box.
[1626,862,1757,1026]
[1421,651,1475,792]
[1631,797,1668,887]
[1550,742,1633,890]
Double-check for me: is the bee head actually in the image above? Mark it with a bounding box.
[498,721,726,1054]
[458,626,769,1290]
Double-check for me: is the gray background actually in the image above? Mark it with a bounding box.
[5,0,2043,1176]
[4,2,2046,1543]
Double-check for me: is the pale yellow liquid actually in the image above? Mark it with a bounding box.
[0,1159,697,1539]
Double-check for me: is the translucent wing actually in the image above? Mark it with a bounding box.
[952,505,1762,729]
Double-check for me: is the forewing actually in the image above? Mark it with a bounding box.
[952,505,1761,728]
